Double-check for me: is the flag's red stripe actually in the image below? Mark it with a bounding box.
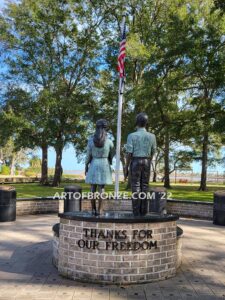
[117,24,126,77]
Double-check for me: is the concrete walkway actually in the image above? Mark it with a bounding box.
[0,215,225,300]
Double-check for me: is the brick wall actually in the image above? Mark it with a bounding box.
[16,198,61,215]
[167,199,213,220]
[0,177,39,184]
[16,198,213,220]
[58,218,178,284]
[82,199,213,220]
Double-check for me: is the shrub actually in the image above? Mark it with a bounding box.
[1,165,10,175]
[24,168,39,177]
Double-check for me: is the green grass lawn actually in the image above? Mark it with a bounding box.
[13,181,225,202]
[165,183,225,202]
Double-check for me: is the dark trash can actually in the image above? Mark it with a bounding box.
[64,185,82,212]
[148,187,167,214]
[213,191,225,226]
[0,186,16,222]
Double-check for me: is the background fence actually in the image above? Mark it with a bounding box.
[64,170,225,184]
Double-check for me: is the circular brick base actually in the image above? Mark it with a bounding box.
[56,212,180,284]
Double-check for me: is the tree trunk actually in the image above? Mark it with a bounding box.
[164,129,171,188]
[10,154,15,176]
[0,149,3,161]
[52,146,63,187]
[152,171,157,182]
[199,131,208,191]
[121,152,131,190]
[151,161,156,182]
[40,144,48,185]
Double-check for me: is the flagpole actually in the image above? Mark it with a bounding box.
[115,15,126,199]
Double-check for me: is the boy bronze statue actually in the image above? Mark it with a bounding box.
[125,113,156,216]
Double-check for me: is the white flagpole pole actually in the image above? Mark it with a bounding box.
[115,15,126,199]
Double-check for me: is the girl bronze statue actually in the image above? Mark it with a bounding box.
[85,119,114,216]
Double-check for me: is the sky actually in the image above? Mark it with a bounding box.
[0,0,5,10]
[36,146,84,172]
[36,141,224,174]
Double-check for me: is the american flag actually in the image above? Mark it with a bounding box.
[118,21,126,78]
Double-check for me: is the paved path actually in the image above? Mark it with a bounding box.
[0,215,225,300]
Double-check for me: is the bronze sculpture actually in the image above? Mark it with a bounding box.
[85,119,114,215]
[125,113,157,216]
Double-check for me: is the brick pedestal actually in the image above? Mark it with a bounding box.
[56,212,179,284]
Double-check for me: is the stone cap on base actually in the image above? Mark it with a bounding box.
[58,211,179,223]
[0,186,15,191]
[214,190,225,197]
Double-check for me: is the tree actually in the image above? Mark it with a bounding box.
[125,0,193,188]
[0,0,106,186]
[180,0,225,190]
[125,0,225,190]
[151,149,164,182]
[0,138,31,176]
[0,86,52,184]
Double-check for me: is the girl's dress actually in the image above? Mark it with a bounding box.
[85,137,114,185]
